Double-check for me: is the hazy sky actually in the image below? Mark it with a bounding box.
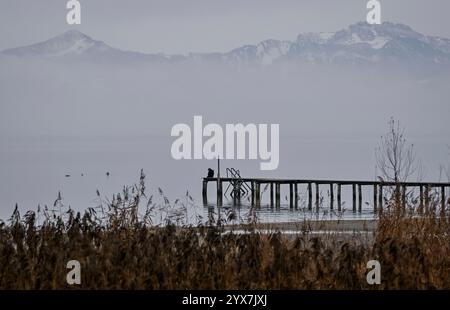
[1,0,450,54]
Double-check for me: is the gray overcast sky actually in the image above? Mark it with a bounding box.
[1,0,450,54]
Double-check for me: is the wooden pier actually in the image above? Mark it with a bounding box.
[202,177,450,212]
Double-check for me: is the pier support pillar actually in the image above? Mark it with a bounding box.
[442,186,446,215]
[330,184,334,210]
[402,185,407,210]
[373,184,378,213]
[294,183,298,209]
[251,182,255,205]
[395,184,401,206]
[308,183,312,211]
[217,180,223,207]
[270,183,274,207]
[337,184,342,212]
[358,184,362,213]
[275,183,281,208]
[202,180,208,205]
[315,183,320,212]
[255,182,261,206]
[352,184,356,213]
[289,183,294,209]
[379,185,383,213]
[419,185,424,213]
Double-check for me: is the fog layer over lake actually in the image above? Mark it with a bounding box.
[0,58,449,220]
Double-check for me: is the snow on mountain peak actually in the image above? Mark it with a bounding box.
[328,22,421,49]
[2,30,105,58]
[45,30,97,56]
[60,29,91,41]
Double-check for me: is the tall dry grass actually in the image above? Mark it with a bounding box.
[0,174,449,289]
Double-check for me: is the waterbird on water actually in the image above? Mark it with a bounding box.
[106,172,110,177]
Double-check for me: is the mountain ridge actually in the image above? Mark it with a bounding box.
[3,22,450,67]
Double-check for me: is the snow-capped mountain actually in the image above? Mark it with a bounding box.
[220,39,291,65]
[3,30,104,58]
[223,22,450,66]
[1,29,176,63]
[3,22,450,67]
[282,22,450,65]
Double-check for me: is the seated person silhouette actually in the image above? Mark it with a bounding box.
[207,168,214,178]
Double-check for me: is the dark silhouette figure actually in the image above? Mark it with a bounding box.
[207,168,214,178]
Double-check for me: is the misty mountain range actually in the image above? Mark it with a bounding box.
[2,21,450,67]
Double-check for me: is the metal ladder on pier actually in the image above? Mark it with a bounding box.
[224,168,252,198]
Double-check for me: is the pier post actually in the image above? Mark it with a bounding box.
[294,184,298,209]
[402,185,407,210]
[233,191,238,206]
[315,183,320,212]
[202,180,208,205]
[358,184,362,213]
[289,184,294,209]
[352,184,356,213]
[308,183,312,211]
[251,182,255,205]
[395,184,401,205]
[217,157,222,206]
[234,181,241,205]
[419,185,424,213]
[425,185,430,212]
[379,185,383,213]
[255,182,261,206]
[330,184,334,210]
[373,184,378,212]
[337,184,342,212]
[441,186,446,215]
[270,183,274,207]
[217,180,223,207]
[275,183,281,208]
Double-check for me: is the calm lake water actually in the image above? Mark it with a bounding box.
[0,134,447,223]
